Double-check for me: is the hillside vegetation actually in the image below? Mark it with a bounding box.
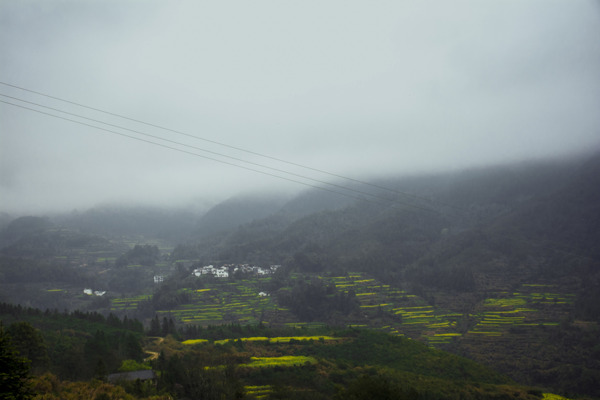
[1,305,568,400]
[1,152,599,398]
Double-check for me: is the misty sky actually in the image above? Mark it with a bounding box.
[1,1,599,214]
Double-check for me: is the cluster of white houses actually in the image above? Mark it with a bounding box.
[83,288,106,296]
[192,264,281,279]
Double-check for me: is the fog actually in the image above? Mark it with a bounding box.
[1,1,599,214]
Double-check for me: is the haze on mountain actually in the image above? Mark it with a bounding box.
[1,1,599,215]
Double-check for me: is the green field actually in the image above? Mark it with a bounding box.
[111,294,151,311]
[144,272,576,352]
[240,356,317,368]
[150,279,289,326]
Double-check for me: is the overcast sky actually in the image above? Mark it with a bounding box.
[1,1,599,214]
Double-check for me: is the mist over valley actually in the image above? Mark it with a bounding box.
[1,1,599,398]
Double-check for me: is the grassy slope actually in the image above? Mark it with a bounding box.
[169,329,562,400]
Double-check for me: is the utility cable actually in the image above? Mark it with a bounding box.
[4,96,593,264]
[0,93,440,214]
[2,99,438,212]
[0,81,463,212]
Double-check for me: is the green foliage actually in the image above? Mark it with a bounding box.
[0,256,85,284]
[116,244,160,268]
[146,283,192,312]
[156,353,245,399]
[146,315,177,337]
[0,302,144,382]
[118,359,151,372]
[30,372,170,400]
[6,322,49,373]
[151,326,552,400]
[299,329,509,384]
[334,374,419,400]
[277,278,358,321]
[0,324,32,399]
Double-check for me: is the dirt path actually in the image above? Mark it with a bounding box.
[144,337,164,361]
[144,350,159,361]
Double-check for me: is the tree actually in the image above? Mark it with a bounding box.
[0,324,32,399]
[149,315,161,336]
[119,332,143,361]
[335,374,419,400]
[7,322,49,373]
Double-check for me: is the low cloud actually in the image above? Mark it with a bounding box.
[1,1,599,214]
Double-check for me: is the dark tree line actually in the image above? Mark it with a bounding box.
[147,315,177,337]
[0,256,86,284]
[0,324,33,400]
[115,244,160,268]
[277,279,359,322]
[0,302,145,382]
[0,302,143,333]
[152,347,245,399]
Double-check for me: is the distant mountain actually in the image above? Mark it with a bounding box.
[403,153,600,290]
[183,153,598,294]
[192,194,289,238]
[53,205,203,244]
[0,216,53,248]
[277,186,356,218]
[0,215,126,259]
[193,186,360,238]
[0,212,13,232]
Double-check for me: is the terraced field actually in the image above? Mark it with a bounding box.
[110,294,151,311]
[115,271,584,398]
[312,274,577,348]
[466,284,574,339]
[240,355,317,368]
[154,279,294,325]
[324,273,465,343]
[112,271,577,352]
[244,385,272,399]
[182,335,339,345]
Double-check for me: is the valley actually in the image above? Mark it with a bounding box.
[1,154,599,399]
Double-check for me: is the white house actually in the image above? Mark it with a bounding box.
[192,265,229,278]
[215,268,229,278]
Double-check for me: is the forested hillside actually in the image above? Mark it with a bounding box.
[162,153,600,398]
[175,154,593,292]
[1,153,599,398]
[0,302,570,400]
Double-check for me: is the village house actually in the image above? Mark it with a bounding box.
[215,268,229,278]
[193,263,281,279]
[107,370,157,384]
[192,265,229,278]
[83,288,106,296]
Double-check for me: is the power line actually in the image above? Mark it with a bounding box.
[0,93,440,214]
[0,81,462,212]
[4,83,599,290]
[6,87,591,263]
[2,99,436,212]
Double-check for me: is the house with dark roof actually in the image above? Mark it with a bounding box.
[107,369,157,384]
